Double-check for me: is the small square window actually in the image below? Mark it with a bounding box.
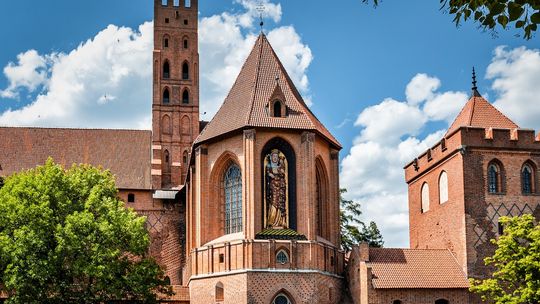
[184,19,188,25]
[128,193,135,203]
[165,18,170,23]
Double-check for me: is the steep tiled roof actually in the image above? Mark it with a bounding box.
[446,95,518,136]
[195,34,341,148]
[368,248,469,289]
[0,127,152,190]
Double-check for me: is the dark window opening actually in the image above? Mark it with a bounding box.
[0,176,4,189]
[498,221,504,235]
[182,89,189,104]
[184,19,188,25]
[330,256,334,266]
[164,38,169,48]
[393,301,403,304]
[273,101,282,117]
[182,62,189,80]
[219,254,224,263]
[522,164,534,194]
[128,193,135,203]
[165,18,170,23]
[183,151,188,164]
[183,39,188,49]
[488,163,501,194]
[435,300,449,304]
[163,88,170,104]
[163,61,170,79]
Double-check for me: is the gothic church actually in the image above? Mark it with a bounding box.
[1,1,539,303]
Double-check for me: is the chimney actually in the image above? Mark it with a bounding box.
[359,242,370,262]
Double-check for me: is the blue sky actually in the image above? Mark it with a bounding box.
[1,0,539,247]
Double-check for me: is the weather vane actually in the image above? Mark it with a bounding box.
[256,1,266,33]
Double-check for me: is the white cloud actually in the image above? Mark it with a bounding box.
[488,46,540,130]
[341,73,465,248]
[199,1,313,117]
[405,73,440,105]
[0,23,153,129]
[0,0,313,127]
[1,50,48,98]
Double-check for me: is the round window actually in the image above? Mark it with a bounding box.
[273,294,291,304]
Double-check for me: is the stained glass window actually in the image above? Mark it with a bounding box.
[224,164,242,234]
[276,250,289,264]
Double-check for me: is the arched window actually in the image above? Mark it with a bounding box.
[439,171,448,204]
[182,89,189,104]
[163,36,169,48]
[273,294,292,304]
[161,115,171,134]
[183,38,189,49]
[316,158,329,239]
[183,151,189,165]
[393,301,403,304]
[488,161,504,194]
[273,100,283,117]
[435,299,449,304]
[276,249,289,264]
[224,164,242,234]
[163,88,170,104]
[215,282,224,302]
[522,162,535,194]
[163,61,170,79]
[421,183,430,213]
[182,62,189,80]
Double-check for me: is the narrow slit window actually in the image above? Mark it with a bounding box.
[163,88,170,104]
[163,61,170,79]
[182,89,189,104]
[182,62,189,80]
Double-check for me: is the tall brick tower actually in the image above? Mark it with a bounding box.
[152,0,199,189]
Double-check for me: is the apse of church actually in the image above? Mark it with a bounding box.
[183,34,345,304]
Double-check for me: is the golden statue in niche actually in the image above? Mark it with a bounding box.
[264,149,289,229]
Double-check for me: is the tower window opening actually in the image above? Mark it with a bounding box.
[127,193,135,203]
[184,19,188,25]
[183,151,189,164]
[163,88,170,104]
[161,0,168,6]
[164,38,169,48]
[421,182,430,213]
[182,62,189,80]
[163,61,170,79]
[182,89,189,104]
[488,162,503,194]
[272,100,284,117]
[165,18,169,23]
[183,39,189,49]
[185,0,191,8]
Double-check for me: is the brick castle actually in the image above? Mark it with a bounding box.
[1,1,539,303]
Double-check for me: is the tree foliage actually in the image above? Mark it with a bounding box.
[0,159,171,304]
[470,214,540,304]
[362,0,540,39]
[340,189,384,251]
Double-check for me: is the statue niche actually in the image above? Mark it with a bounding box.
[264,149,289,229]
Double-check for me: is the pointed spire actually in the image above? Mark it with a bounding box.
[471,67,481,97]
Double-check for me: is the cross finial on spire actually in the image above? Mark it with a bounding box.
[256,1,266,33]
[471,67,481,97]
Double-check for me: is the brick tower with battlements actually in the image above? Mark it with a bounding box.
[152,0,200,189]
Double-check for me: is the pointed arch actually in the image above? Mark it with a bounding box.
[162,87,170,104]
[182,88,190,104]
[181,115,191,139]
[421,182,429,213]
[163,60,170,79]
[271,290,295,304]
[521,160,537,194]
[439,171,448,204]
[182,61,189,80]
[183,36,189,49]
[488,159,505,194]
[215,282,224,302]
[161,114,171,135]
[163,34,170,48]
[316,156,330,240]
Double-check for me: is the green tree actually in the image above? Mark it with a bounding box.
[362,0,540,39]
[0,159,172,304]
[340,189,384,251]
[470,214,540,304]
